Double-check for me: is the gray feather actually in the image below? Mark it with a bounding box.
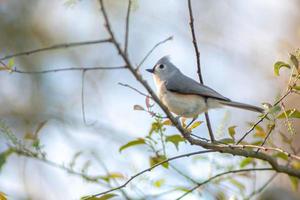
[219,100,264,113]
[165,71,230,101]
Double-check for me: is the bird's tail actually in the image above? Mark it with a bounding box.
[219,100,264,113]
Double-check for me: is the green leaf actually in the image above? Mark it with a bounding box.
[289,176,299,191]
[162,119,172,126]
[279,132,292,144]
[0,149,13,172]
[100,172,125,182]
[290,54,299,69]
[274,152,288,161]
[277,109,300,119]
[0,192,7,200]
[149,120,163,135]
[274,61,290,76]
[189,121,203,130]
[86,194,117,200]
[150,155,169,169]
[218,138,234,144]
[165,134,185,150]
[153,179,165,188]
[240,158,254,168]
[119,138,146,153]
[228,126,237,140]
[293,86,300,91]
[7,58,14,69]
[229,178,246,192]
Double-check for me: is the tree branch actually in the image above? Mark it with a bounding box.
[137,36,173,69]
[84,150,216,199]
[176,167,273,200]
[9,66,126,74]
[187,0,215,142]
[124,0,132,56]
[0,38,112,61]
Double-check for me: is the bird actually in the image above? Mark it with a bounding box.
[146,56,264,123]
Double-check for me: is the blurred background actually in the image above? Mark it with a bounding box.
[0,0,299,199]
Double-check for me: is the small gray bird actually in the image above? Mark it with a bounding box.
[146,56,264,120]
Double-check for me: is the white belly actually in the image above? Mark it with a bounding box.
[155,78,221,118]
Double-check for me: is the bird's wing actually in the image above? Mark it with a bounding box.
[165,73,230,101]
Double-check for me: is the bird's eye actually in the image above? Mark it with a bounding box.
[159,64,164,69]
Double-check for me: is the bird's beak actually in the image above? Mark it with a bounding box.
[146,68,154,73]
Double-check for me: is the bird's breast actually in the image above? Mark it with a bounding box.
[158,86,207,118]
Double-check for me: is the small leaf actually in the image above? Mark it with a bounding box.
[133,105,144,111]
[0,149,13,172]
[228,126,237,140]
[289,176,299,191]
[174,186,190,192]
[165,134,185,150]
[95,194,117,200]
[0,192,7,200]
[293,86,300,91]
[290,54,299,69]
[119,138,146,152]
[291,161,300,170]
[274,61,290,76]
[279,132,292,144]
[229,178,246,192]
[153,179,165,188]
[162,119,172,126]
[150,155,168,169]
[145,96,153,109]
[7,59,14,69]
[274,152,288,161]
[218,138,234,144]
[181,118,187,128]
[240,158,254,168]
[189,121,203,130]
[277,109,300,119]
[106,172,124,179]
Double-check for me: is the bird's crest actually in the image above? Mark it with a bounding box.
[156,55,171,65]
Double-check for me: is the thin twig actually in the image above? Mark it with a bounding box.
[0,38,112,61]
[10,66,126,74]
[245,173,277,200]
[176,168,273,200]
[84,150,215,199]
[237,87,293,144]
[118,82,149,97]
[187,0,215,142]
[12,147,108,186]
[124,0,132,55]
[256,124,275,153]
[136,36,173,69]
[81,70,96,126]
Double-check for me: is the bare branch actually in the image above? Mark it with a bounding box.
[187,0,215,142]
[237,85,294,144]
[137,36,173,69]
[81,70,96,126]
[12,147,108,186]
[118,82,149,98]
[256,124,275,153]
[245,173,277,200]
[0,38,112,61]
[84,150,216,199]
[176,168,273,200]
[124,0,132,55]
[10,66,126,74]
